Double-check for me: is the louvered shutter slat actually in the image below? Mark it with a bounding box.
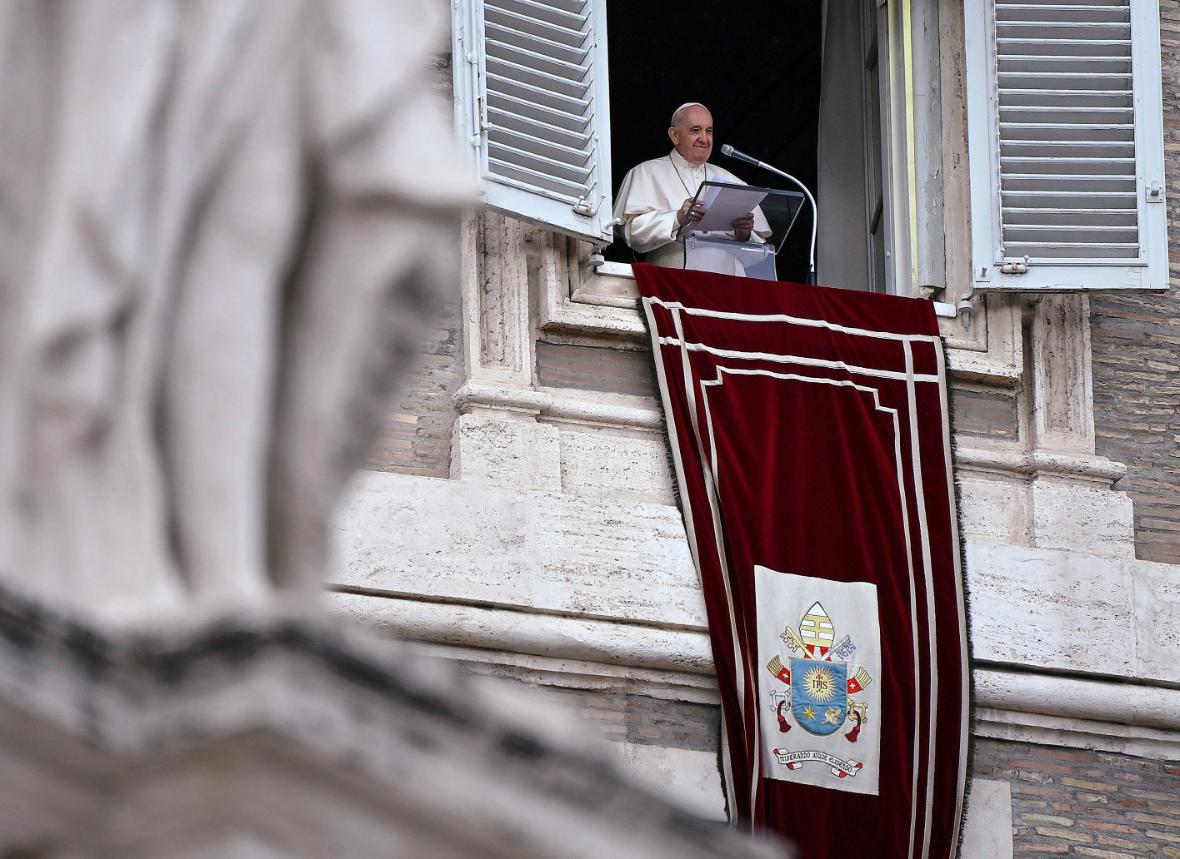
[1007,225,1139,237]
[489,158,588,198]
[1003,208,1138,225]
[1003,141,1135,156]
[999,5,1131,24]
[993,0,1141,263]
[485,30,589,71]
[1000,122,1135,142]
[490,0,587,31]
[487,107,591,150]
[1000,157,1135,174]
[1000,56,1131,73]
[485,39,589,83]
[998,73,1130,90]
[484,22,587,65]
[486,92,590,134]
[1001,191,1137,208]
[485,55,587,101]
[484,73,589,120]
[997,20,1129,35]
[1001,96,1131,110]
[490,135,592,178]
[1003,242,1139,258]
[1002,175,1135,192]
[484,8,586,48]
[491,124,590,161]
[996,38,1130,57]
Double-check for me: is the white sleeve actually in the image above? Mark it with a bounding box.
[612,162,680,254]
[623,210,680,253]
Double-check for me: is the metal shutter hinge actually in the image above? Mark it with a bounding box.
[572,198,596,216]
[1000,256,1030,275]
[1147,181,1164,203]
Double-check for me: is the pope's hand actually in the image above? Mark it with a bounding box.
[677,197,704,226]
[732,213,755,242]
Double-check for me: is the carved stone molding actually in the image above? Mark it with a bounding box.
[1029,295,1097,456]
[455,380,663,430]
[956,446,1127,486]
[335,585,1180,763]
[974,668,1180,761]
[463,211,537,385]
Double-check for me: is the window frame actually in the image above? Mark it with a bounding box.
[452,0,616,244]
[963,0,1169,293]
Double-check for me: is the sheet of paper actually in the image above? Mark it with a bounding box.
[686,184,768,233]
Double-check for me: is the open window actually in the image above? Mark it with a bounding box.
[964,0,1168,292]
[602,2,823,285]
[453,0,949,295]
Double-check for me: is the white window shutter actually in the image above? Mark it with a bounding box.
[965,0,1168,291]
[453,0,614,243]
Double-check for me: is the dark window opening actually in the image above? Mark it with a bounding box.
[604,1,823,284]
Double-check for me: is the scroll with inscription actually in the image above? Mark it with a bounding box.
[635,264,969,859]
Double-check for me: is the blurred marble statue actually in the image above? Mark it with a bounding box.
[0,0,471,623]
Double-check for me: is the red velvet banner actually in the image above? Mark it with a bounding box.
[635,265,969,859]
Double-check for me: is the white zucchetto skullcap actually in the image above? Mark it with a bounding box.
[670,102,707,128]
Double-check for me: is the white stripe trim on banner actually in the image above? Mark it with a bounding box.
[904,341,938,859]
[654,337,942,384]
[646,296,942,344]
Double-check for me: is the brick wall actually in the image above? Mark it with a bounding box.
[456,663,1180,854]
[365,293,464,478]
[542,686,720,753]
[1088,0,1180,564]
[459,679,1180,858]
[974,738,1180,857]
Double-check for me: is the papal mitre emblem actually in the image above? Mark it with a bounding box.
[799,601,835,657]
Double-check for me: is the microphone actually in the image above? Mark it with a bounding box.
[719,143,761,168]
[720,143,818,284]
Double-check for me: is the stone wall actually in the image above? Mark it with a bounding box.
[366,294,465,478]
[973,738,1180,858]
[1088,0,1180,565]
[361,50,466,479]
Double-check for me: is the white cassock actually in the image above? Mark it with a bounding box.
[612,148,772,273]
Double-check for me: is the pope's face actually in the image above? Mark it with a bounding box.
[669,106,713,166]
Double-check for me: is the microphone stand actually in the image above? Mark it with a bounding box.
[721,145,818,285]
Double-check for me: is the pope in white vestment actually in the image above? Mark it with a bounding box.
[612,102,772,272]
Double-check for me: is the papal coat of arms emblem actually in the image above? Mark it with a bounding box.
[766,601,873,778]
